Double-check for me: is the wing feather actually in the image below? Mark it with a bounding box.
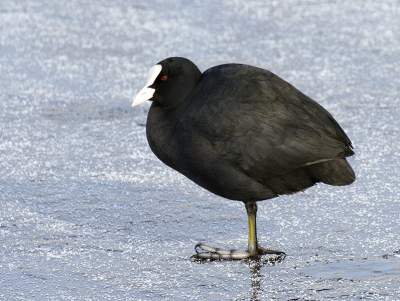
[183,64,354,180]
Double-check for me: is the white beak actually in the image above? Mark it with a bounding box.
[132,64,162,107]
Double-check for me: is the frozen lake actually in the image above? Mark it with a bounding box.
[1,0,399,299]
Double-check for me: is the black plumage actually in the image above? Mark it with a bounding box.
[133,57,355,259]
[146,58,354,200]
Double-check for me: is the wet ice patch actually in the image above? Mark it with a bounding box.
[301,257,400,281]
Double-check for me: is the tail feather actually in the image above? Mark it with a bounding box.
[304,158,355,186]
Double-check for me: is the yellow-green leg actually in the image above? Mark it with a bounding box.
[246,201,258,257]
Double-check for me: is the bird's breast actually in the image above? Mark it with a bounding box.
[146,105,182,172]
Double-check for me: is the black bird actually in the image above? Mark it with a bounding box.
[132,57,355,260]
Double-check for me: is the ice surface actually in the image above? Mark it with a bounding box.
[1,0,399,300]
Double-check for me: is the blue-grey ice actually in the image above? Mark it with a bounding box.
[1,0,399,300]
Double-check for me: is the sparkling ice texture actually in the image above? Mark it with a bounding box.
[1,0,399,300]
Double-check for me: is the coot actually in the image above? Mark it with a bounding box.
[132,57,355,260]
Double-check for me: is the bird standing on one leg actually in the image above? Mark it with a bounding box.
[132,57,355,260]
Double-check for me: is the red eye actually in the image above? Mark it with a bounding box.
[161,75,168,81]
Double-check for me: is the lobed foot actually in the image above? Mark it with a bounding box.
[191,243,286,261]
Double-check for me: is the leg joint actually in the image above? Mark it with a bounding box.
[245,201,257,216]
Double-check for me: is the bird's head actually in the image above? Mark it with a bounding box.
[132,57,201,109]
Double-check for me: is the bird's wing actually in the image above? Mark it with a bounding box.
[185,66,354,180]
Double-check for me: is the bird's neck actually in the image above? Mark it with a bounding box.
[146,103,180,170]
